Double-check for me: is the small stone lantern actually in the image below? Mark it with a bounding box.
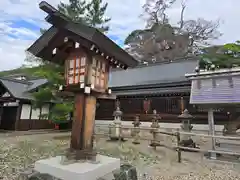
[178,109,196,148]
[149,110,161,147]
[179,109,193,132]
[108,106,124,141]
[131,115,141,144]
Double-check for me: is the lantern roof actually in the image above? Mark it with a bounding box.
[185,67,240,105]
[27,1,138,69]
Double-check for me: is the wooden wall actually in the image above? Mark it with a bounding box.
[17,103,53,131]
[96,95,230,125]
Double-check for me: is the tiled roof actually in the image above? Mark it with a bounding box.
[0,77,48,100]
[109,59,198,88]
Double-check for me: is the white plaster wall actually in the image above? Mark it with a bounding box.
[31,107,41,120]
[20,104,31,119]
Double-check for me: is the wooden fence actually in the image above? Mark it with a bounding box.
[94,124,240,163]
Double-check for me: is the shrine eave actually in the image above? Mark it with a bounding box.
[185,67,240,80]
[27,1,138,68]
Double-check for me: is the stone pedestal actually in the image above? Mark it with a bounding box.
[34,155,120,180]
[109,106,124,141]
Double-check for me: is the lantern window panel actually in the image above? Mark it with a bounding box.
[97,61,101,68]
[76,58,80,68]
[69,77,74,84]
[75,75,79,83]
[91,76,95,84]
[92,69,96,75]
[102,63,106,72]
[81,57,86,66]
[79,75,85,82]
[96,78,100,85]
[100,79,105,87]
[69,60,74,68]
[80,68,85,73]
[96,71,100,77]
[101,74,105,79]
[92,58,97,67]
[69,69,74,75]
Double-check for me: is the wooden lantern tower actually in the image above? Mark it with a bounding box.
[27,1,138,160]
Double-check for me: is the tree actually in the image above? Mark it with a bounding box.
[58,0,111,32]
[199,41,240,70]
[125,0,222,64]
[26,0,111,122]
[141,0,176,27]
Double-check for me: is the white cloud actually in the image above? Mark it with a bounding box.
[0,0,240,71]
[0,35,32,71]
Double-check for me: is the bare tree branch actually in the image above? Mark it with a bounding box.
[179,0,187,29]
[125,0,222,65]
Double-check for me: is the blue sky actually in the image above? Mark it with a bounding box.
[0,0,239,71]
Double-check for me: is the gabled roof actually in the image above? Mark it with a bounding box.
[27,1,138,68]
[109,59,198,88]
[0,77,48,100]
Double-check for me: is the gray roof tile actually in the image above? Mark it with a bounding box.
[0,77,48,100]
[109,59,198,88]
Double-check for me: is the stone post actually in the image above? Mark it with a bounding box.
[131,115,141,144]
[108,106,124,141]
[178,109,196,148]
[149,110,161,148]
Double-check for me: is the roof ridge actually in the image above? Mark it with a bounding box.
[0,77,31,85]
[111,56,199,72]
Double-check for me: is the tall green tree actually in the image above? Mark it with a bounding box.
[199,41,240,69]
[27,0,111,122]
[58,0,111,32]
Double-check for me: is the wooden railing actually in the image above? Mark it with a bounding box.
[94,124,240,163]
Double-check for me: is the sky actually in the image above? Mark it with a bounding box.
[0,0,239,71]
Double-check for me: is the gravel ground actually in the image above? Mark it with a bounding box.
[0,131,240,180]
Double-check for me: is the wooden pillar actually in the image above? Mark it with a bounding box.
[70,93,96,151]
[15,103,22,131]
[180,97,185,113]
[208,108,216,159]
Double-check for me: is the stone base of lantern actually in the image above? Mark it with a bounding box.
[63,149,98,162]
[108,123,125,142]
[34,155,120,180]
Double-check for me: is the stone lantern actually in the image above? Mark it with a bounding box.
[149,110,161,147]
[178,109,196,148]
[179,109,193,132]
[131,115,141,144]
[109,105,124,141]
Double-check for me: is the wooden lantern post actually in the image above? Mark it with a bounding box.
[64,48,113,159]
[27,1,138,161]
